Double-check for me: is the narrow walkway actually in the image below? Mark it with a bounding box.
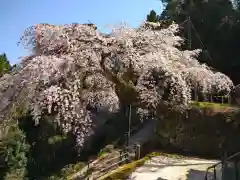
[68,120,156,179]
[130,156,221,180]
[128,120,155,147]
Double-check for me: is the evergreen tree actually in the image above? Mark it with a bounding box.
[0,53,11,77]
[148,0,240,84]
[146,10,160,22]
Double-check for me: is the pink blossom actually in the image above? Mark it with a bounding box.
[0,22,233,150]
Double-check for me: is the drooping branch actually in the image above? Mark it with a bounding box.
[0,21,234,150]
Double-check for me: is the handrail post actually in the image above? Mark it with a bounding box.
[235,160,238,180]
[204,168,210,180]
[222,151,227,179]
[213,167,216,179]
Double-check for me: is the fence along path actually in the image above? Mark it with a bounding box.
[69,145,138,180]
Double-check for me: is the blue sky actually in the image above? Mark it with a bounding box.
[0,0,162,64]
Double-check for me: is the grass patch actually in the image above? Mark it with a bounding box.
[99,157,148,180]
[98,150,106,157]
[147,152,184,159]
[97,144,115,157]
[190,101,240,115]
[190,101,233,109]
[47,135,67,144]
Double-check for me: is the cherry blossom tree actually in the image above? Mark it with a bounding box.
[0,21,234,150]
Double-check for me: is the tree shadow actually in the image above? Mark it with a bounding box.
[135,162,217,174]
[186,169,214,180]
[132,162,221,180]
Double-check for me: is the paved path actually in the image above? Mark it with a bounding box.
[130,156,222,180]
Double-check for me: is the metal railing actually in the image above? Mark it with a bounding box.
[204,161,222,180]
[204,151,240,180]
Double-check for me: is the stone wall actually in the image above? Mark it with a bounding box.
[155,102,240,158]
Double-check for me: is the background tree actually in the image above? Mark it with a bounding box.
[147,10,160,22]
[147,0,240,84]
[0,53,11,77]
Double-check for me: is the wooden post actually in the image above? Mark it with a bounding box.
[228,95,231,104]
[135,144,141,160]
[194,85,198,101]
[127,104,132,147]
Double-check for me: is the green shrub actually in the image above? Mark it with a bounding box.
[4,168,27,180]
[47,162,85,179]
[0,125,29,180]
[190,101,236,109]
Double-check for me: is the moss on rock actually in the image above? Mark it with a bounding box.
[155,102,240,158]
